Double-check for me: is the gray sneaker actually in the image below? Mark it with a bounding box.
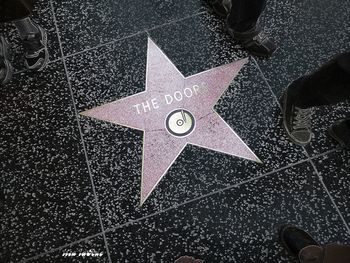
[280,84,313,146]
[0,35,13,86]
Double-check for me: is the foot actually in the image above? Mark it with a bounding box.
[227,24,277,57]
[0,36,13,85]
[328,119,350,148]
[208,0,232,17]
[279,225,319,258]
[280,81,313,146]
[22,23,49,71]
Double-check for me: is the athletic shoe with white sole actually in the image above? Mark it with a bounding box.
[22,23,49,71]
[280,81,313,146]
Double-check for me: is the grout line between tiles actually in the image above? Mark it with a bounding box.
[251,57,282,109]
[62,11,207,60]
[49,1,112,263]
[20,233,103,263]
[19,5,348,260]
[308,147,339,160]
[23,157,313,261]
[309,159,350,234]
[252,57,350,234]
[104,157,312,234]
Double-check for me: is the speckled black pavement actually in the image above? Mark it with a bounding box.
[1,0,350,262]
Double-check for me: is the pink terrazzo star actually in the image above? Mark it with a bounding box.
[81,38,261,205]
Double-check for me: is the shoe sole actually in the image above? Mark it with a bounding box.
[25,25,49,71]
[279,91,311,146]
[248,45,278,58]
[0,36,14,85]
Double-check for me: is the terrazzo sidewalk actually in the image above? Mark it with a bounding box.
[1,0,350,262]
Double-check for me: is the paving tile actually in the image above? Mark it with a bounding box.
[105,161,350,262]
[314,149,350,226]
[0,0,61,72]
[0,61,101,262]
[2,0,350,262]
[70,23,307,229]
[65,33,148,113]
[51,0,204,56]
[26,235,109,263]
[148,12,248,76]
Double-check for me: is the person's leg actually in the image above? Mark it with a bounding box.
[328,118,350,148]
[0,0,35,23]
[226,0,277,57]
[227,0,266,32]
[280,52,350,146]
[287,52,350,108]
[207,0,232,18]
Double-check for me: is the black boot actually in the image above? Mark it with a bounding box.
[280,225,319,258]
[208,0,232,17]
[227,23,277,57]
[328,119,350,149]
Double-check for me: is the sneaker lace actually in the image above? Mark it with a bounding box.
[23,35,43,55]
[293,107,312,131]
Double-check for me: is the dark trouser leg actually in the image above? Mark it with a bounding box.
[299,244,350,263]
[227,0,267,32]
[0,0,35,23]
[288,52,350,109]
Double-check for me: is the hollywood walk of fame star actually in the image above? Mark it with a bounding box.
[81,38,261,205]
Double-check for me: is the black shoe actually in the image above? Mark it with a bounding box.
[227,24,277,57]
[328,119,350,148]
[0,35,13,85]
[22,23,49,71]
[280,225,319,257]
[208,0,231,17]
[280,81,313,146]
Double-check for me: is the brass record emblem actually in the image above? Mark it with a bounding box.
[165,109,195,137]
